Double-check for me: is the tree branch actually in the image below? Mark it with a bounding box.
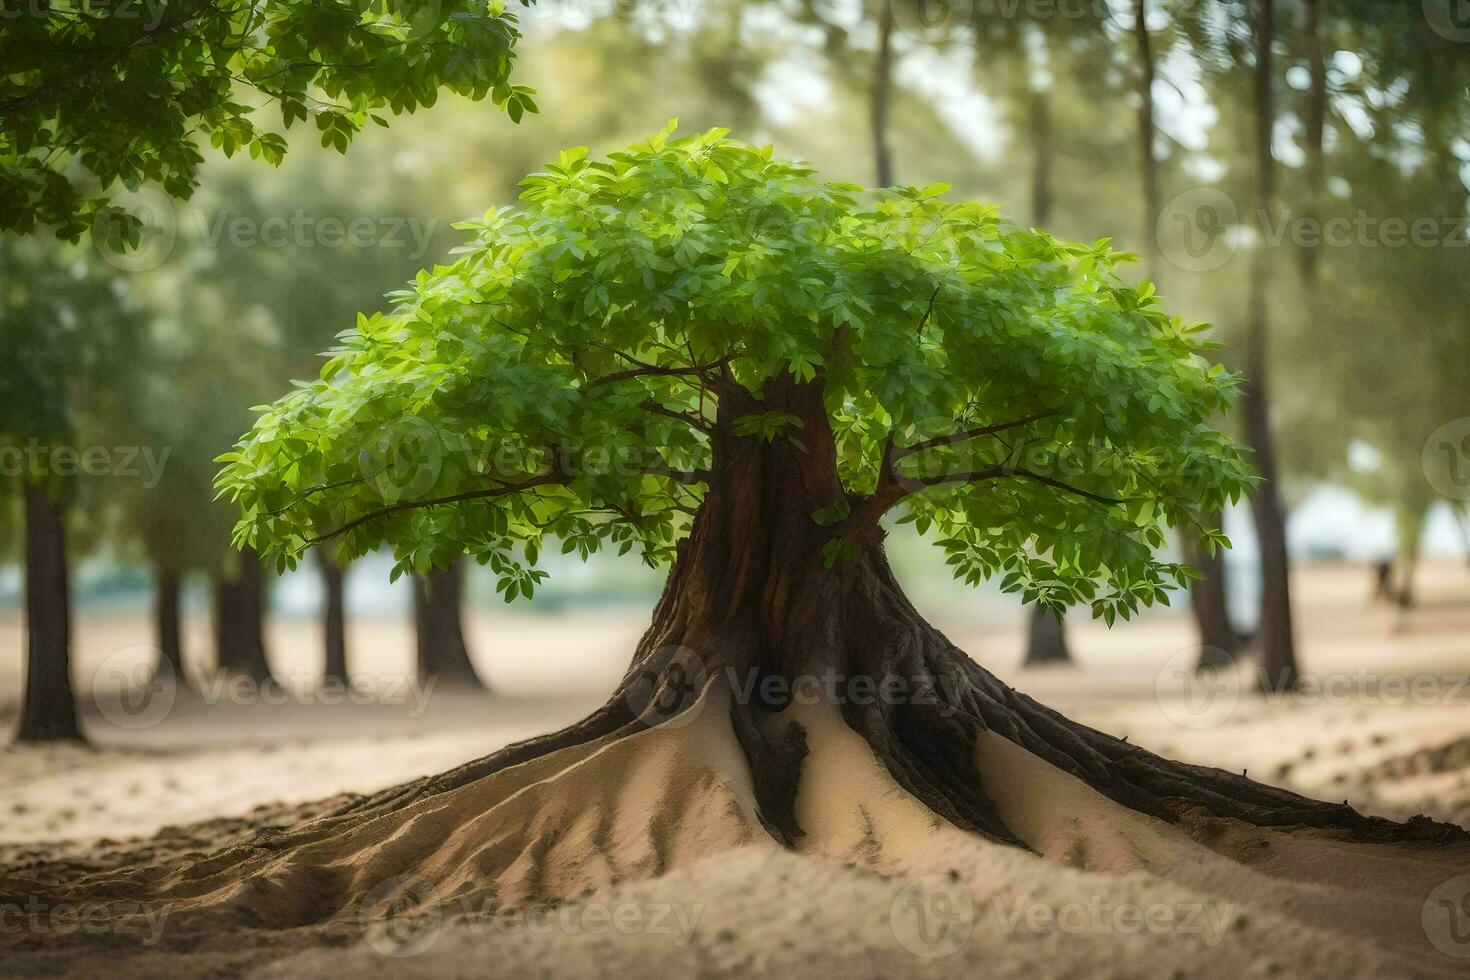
[305,473,564,546]
[891,410,1059,461]
[638,399,714,434]
[641,466,712,485]
[583,354,737,390]
[914,467,1125,506]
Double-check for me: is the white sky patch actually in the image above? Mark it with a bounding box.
[753,48,834,128]
[1153,46,1216,153]
[897,44,1008,164]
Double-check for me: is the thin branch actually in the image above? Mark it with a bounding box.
[914,467,1125,506]
[306,473,564,545]
[915,282,942,335]
[583,353,738,390]
[638,399,714,434]
[640,466,713,485]
[264,471,381,517]
[892,410,1059,461]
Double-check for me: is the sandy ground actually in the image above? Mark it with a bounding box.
[2,559,1470,977]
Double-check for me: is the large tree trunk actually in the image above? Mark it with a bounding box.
[213,549,273,686]
[152,565,188,687]
[316,550,349,685]
[320,379,1433,850]
[16,483,82,744]
[1246,0,1298,694]
[413,557,482,689]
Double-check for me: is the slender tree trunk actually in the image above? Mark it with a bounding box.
[1023,606,1071,667]
[1029,84,1053,229]
[1183,519,1248,668]
[870,0,895,188]
[1132,0,1160,282]
[1134,0,1235,664]
[152,565,187,687]
[1247,0,1298,694]
[316,550,349,685]
[1299,0,1325,287]
[17,483,82,744]
[413,558,482,689]
[1392,503,1426,609]
[213,548,273,685]
[1020,67,1076,669]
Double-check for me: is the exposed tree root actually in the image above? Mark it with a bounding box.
[2,447,1464,950]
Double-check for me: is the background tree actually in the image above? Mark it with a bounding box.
[0,0,536,241]
[0,237,146,742]
[413,559,482,689]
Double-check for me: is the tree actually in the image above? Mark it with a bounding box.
[413,558,483,689]
[203,127,1442,885]
[997,13,1114,670]
[317,550,351,685]
[1134,1,1246,666]
[213,545,274,684]
[1242,0,1298,693]
[0,0,537,243]
[0,236,146,742]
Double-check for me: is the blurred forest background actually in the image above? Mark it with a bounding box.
[1,0,1468,761]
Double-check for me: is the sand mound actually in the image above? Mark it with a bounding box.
[6,691,1470,977]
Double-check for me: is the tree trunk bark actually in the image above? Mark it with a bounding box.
[1023,606,1071,667]
[1247,0,1298,694]
[213,549,273,686]
[413,557,482,689]
[152,566,188,687]
[869,0,894,188]
[1392,503,1426,609]
[17,483,83,744]
[316,551,349,685]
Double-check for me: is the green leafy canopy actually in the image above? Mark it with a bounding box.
[217,122,1255,621]
[0,0,537,243]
